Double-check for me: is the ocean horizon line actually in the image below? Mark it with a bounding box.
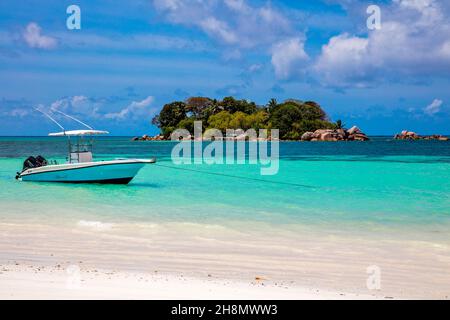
[0,134,447,138]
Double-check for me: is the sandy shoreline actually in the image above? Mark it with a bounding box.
[1,220,450,299]
[0,264,380,300]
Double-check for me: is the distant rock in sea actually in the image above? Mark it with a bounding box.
[301,126,369,142]
[132,134,165,141]
[394,130,449,141]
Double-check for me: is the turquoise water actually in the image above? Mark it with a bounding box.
[0,137,449,235]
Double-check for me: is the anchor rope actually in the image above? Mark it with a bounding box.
[152,162,318,189]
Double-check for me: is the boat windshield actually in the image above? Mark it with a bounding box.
[69,138,92,153]
[68,136,94,163]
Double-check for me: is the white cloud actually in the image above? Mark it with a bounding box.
[222,48,242,61]
[22,22,57,49]
[224,0,250,13]
[394,0,443,24]
[51,95,100,118]
[58,33,207,52]
[152,0,294,50]
[271,38,309,80]
[105,96,156,120]
[314,33,370,87]
[314,0,450,87]
[247,63,262,73]
[2,108,30,118]
[34,95,157,122]
[199,17,238,44]
[424,99,443,115]
[439,41,450,58]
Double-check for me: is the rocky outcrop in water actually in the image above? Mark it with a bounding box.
[301,126,369,142]
[394,130,449,141]
[132,134,165,141]
[394,130,420,140]
[423,135,449,141]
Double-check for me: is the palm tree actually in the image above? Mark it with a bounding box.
[267,98,278,112]
[335,119,345,129]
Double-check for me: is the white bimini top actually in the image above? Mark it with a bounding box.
[49,130,109,136]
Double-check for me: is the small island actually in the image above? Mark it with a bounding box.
[134,96,369,141]
[394,130,449,141]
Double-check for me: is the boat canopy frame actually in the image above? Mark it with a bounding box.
[34,108,109,164]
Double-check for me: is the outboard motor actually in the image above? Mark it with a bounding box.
[22,156,37,171]
[35,155,48,167]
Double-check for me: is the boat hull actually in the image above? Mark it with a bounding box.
[18,159,152,184]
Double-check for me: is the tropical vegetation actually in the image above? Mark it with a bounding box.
[151,96,341,140]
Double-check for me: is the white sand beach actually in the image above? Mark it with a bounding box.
[1,265,378,300]
[1,220,450,299]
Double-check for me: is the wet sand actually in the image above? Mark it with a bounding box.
[1,220,450,299]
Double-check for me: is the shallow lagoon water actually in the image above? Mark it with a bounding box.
[0,137,449,239]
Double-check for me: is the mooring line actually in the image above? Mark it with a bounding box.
[153,163,318,189]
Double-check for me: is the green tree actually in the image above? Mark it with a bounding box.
[209,99,223,114]
[185,97,212,120]
[283,99,304,106]
[177,118,196,134]
[151,96,333,140]
[207,111,233,132]
[267,98,278,113]
[301,101,327,120]
[219,96,257,114]
[229,111,248,129]
[245,110,269,131]
[335,119,345,129]
[152,101,187,137]
[269,103,304,139]
[161,126,176,137]
[269,101,333,139]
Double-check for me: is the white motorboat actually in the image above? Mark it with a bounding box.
[16,111,156,184]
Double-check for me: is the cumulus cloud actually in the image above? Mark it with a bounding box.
[199,17,238,44]
[424,99,443,115]
[314,34,370,87]
[51,95,100,118]
[313,0,450,87]
[0,98,32,118]
[225,0,249,11]
[105,96,156,120]
[151,0,450,86]
[1,108,30,118]
[271,37,309,80]
[27,95,157,123]
[152,0,293,50]
[9,108,30,117]
[60,33,207,52]
[247,63,263,73]
[22,22,57,49]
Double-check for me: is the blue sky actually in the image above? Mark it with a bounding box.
[0,0,449,135]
